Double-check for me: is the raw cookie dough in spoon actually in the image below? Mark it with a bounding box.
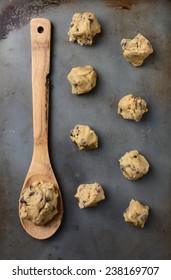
[20,181,58,226]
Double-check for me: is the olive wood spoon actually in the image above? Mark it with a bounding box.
[19,18,63,239]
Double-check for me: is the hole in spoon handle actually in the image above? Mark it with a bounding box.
[37,26,44,33]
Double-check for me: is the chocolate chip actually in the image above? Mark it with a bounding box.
[70,23,74,27]
[73,82,78,87]
[20,197,27,204]
[51,206,56,211]
[121,42,127,47]
[40,196,43,202]
[29,192,35,196]
[46,196,51,202]
[70,130,74,136]
[89,19,94,23]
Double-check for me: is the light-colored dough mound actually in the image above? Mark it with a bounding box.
[19,181,58,226]
[75,183,105,208]
[70,124,98,150]
[119,150,149,180]
[68,12,101,46]
[121,33,153,66]
[118,94,148,122]
[67,66,96,95]
[123,199,149,228]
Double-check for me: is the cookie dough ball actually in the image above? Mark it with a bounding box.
[68,12,101,46]
[118,94,148,122]
[75,183,105,208]
[123,199,149,228]
[19,181,58,226]
[119,150,149,180]
[70,124,98,150]
[67,66,97,95]
[121,33,153,66]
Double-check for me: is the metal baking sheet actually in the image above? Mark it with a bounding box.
[0,0,171,260]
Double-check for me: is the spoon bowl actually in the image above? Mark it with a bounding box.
[19,18,63,239]
[20,172,63,240]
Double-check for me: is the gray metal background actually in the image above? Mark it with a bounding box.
[0,0,171,260]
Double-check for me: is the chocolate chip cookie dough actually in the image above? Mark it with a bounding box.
[75,183,105,208]
[70,124,98,150]
[19,181,58,226]
[119,150,150,180]
[118,94,148,122]
[67,66,97,95]
[121,33,153,66]
[123,199,149,228]
[68,12,101,46]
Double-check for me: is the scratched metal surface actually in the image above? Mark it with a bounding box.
[0,0,171,260]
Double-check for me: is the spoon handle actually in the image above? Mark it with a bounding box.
[30,18,51,150]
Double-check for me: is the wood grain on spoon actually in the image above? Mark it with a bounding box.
[19,18,63,239]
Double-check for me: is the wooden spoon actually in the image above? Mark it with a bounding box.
[19,18,63,239]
